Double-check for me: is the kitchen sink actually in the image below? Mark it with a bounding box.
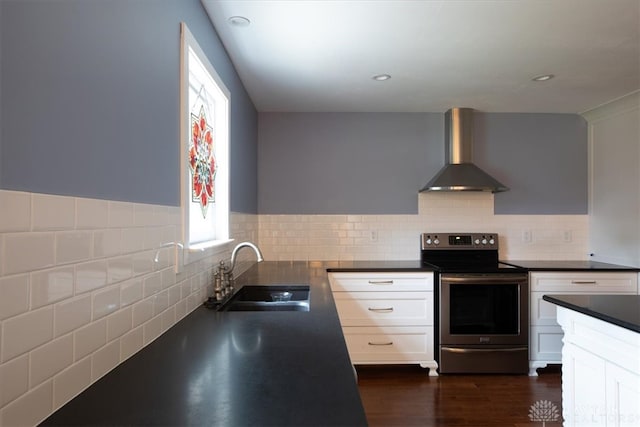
[219,285,310,312]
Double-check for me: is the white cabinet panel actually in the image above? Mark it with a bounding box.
[529,271,638,375]
[329,272,437,375]
[334,291,433,327]
[342,326,434,363]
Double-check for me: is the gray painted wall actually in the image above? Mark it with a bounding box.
[0,0,258,213]
[258,113,442,214]
[258,112,587,215]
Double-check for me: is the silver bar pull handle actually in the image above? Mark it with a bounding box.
[368,307,394,313]
[441,346,528,354]
[368,280,394,285]
[571,280,597,285]
[368,341,393,346]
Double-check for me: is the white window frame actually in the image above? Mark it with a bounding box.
[179,22,231,267]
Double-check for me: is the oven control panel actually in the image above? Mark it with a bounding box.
[421,232,498,250]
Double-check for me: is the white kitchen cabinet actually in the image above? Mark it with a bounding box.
[529,272,638,375]
[328,272,438,376]
[557,306,640,426]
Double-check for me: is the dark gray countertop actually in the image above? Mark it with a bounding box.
[41,261,367,426]
[501,260,640,271]
[543,294,640,333]
[325,260,432,272]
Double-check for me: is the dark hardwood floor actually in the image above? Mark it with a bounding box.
[356,365,562,426]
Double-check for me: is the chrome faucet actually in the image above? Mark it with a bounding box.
[226,241,264,274]
[214,242,264,300]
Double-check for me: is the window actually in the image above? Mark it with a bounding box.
[180,23,230,255]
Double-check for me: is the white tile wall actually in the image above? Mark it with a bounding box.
[0,188,586,426]
[257,192,589,261]
[0,189,258,426]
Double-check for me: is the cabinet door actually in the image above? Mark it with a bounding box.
[531,292,561,326]
[529,325,563,361]
[562,342,607,426]
[605,362,640,427]
[334,291,433,327]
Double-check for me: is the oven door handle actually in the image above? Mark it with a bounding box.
[441,346,528,353]
[441,275,527,284]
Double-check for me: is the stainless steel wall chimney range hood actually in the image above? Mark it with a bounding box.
[420,108,508,193]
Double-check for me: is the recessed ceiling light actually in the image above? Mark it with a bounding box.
[372,74,391,81]
[228,16,250,27]
[532,74,554,82]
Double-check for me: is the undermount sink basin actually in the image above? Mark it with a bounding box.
[219,285,310,312]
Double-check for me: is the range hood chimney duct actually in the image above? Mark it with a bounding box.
[420,108,508,193]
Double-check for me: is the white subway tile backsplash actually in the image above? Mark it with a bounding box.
[54,294,92,338]
[0,191,31,232]
[132,252,154,277]
[74,319,106,361]
[120,278,143,307]
[121,227,147,254]
[3,232,56,275]
[91,340,120,381]
[0,193,244,426]
[0,275,29,320]
[1,306,53,362]
[56,231,93,264]
[0,379,53,427]
[76,198,108,229]
[160,307,176,332]
[120,327,143,361]
[52,357,91,410]
[75,260,108,294]
[108,201,134,228]
[93,229,122,258]
[133,203,155,227]
[0,354,29,406]
[31,266,74,309]
[32,194,75,231]
[132,297,154,327]
[143,272,162,298]
[107,307,132,341]
[152,291,169,316]
[30,334,73,387]
[143,315,162,345]
[107,257,133,284]
[92,286,120,320]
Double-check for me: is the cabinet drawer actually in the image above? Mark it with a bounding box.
[329,272,433,292]
[342,326,433,363]
[334,291,433,326]
[530,272,638,293]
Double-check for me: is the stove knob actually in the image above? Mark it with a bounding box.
[489,238,495,245]
[482,238,488,245]
[425,238,432,245]
[433,238,440,245]
[474,239,480,245]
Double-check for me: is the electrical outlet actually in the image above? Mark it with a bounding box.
[563,230,572,243]
[370,230,378,242]
[522,230,532,244]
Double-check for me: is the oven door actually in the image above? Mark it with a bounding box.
[440,273,529,346]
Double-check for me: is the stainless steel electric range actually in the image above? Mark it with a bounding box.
[421,232,529,374]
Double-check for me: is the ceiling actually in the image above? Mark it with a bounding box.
[201,0,640,114]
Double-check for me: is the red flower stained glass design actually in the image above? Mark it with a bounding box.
[189,106,216,218]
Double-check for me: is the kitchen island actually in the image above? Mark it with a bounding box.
[543,294,640,426]
[40,261,368,426]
